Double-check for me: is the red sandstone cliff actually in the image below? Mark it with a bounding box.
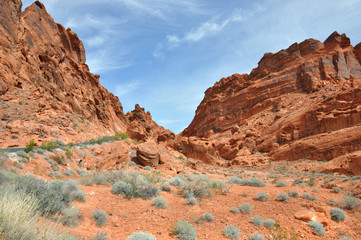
[180,32,361,173]
[0,1,171,147]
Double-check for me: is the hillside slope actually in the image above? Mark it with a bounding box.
[180,32,361,173]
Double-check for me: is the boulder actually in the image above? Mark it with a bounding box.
[136,140,160,166]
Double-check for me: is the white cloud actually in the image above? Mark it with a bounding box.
[86,48,132,74]
[115,81,141,96]
[154,8,246,57]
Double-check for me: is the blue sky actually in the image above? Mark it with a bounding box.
[22,0,361,133]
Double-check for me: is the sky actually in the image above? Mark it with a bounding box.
[22,0,361,133]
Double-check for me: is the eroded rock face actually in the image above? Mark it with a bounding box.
[126,104,175,142]
[180,31,361,167]
[0,0,127,147]
[136,140,160,166]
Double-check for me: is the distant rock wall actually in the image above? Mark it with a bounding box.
[180,32,361,165]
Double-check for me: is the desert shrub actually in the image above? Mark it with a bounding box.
[161,182,171,192]
[339,237,353,240]
[302,193,317,201]
[239,202,254,214]
[182,175,212,198]
[276,193,289,202]
[16,162,23,169]
[16,150,27,158]
[62,208,81,227]
[262,219,276,229]
[338,195,361,210]
[54,172,63,179]
[126,231,156,240]
[269,224,298,239]
[78,152,86,157]
[93,232,108,240]
[152,196,168,209]
[251,216,263,226]
[223,225,240,240]
[255,192,268,201]
[0,188,66,240]
[288,191,299,198]
[144,166,152,170]
[171,221,197,240]
[275,181,288,187]
[327,199,337,206]
[230,207,240,213]
[331,187,341,193]
[55,154,66,165]
[52,164,59,171]
[111,174,160,200]
[248,232,266,240]
[92,209,108,227]
[72,189,86,202]
[230,177,265,187]
[185,196,198,206]
[114,132,129,141]
[201,213,214,222]
[330,208,346,222]
[25,139,36,153]
[307,221,325,235]
[28,151,35,158]
[36,148,45,154]
[40,141,60,151]
[111,180,134,199]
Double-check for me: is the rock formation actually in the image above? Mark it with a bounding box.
[180,31,361,169]
[126,104,175,142]
[0,1,173,147]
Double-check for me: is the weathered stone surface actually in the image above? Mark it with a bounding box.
[126,104,175,142]
[136,140,160,166]
[180,31,361,169]
[0,0,128,146]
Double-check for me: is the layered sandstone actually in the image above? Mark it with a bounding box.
[180,32,361,166]
[0,1,135,147]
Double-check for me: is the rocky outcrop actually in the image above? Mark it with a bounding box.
[126,104,175,142]
[136,140,160,166]
[0,0,129,147]
[180,31,361,167]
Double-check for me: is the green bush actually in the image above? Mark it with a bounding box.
[171,221,197,240]
[40,141,60,151]
[152,196,168,209]
[16,150,27,158]
[307,221,325,235]
[25,139,36,153]
[223,225,240,240]
[239,202,254,214]
[92,209,108,227]
[330,208,346,222]
[126,231,157,240]
[114,132,129,141]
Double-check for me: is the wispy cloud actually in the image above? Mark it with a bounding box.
[154,8,246,57]
[115,81,141,96]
